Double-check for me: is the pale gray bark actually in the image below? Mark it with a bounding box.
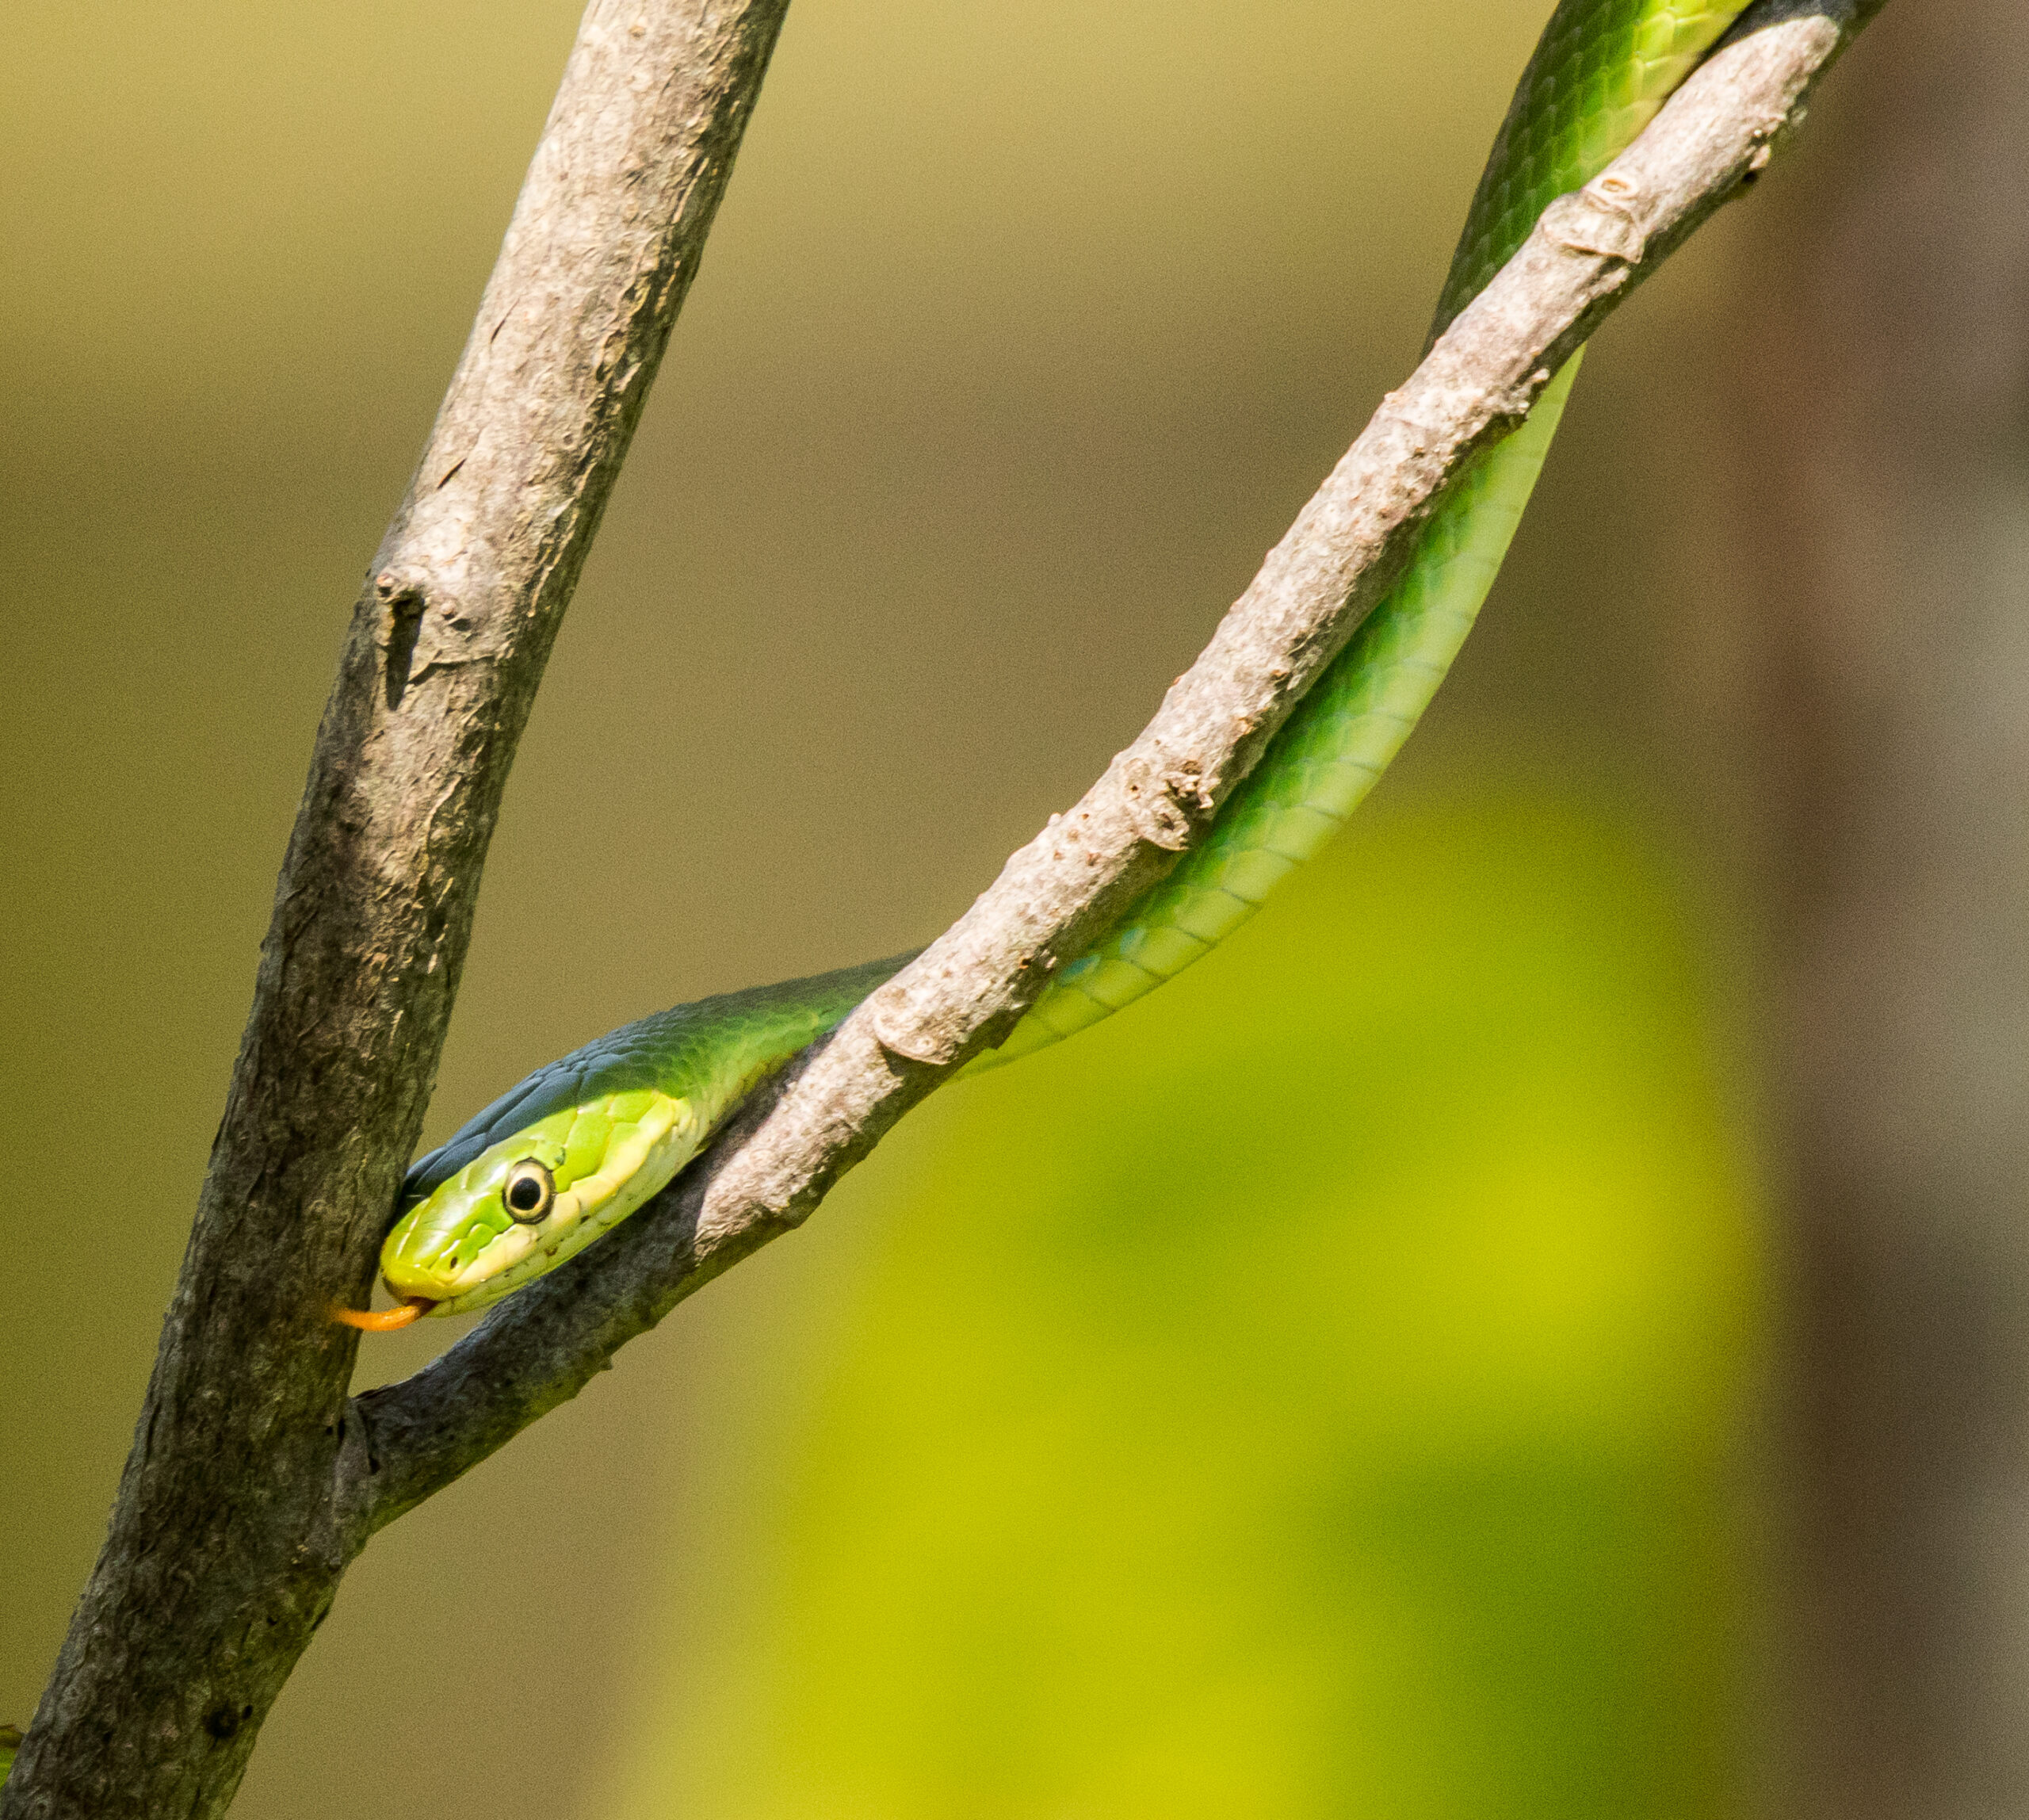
[2,2,1885,1815]
[1725,3,2029,1811]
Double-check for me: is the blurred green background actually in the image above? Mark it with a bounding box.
[2,2,1772,1814]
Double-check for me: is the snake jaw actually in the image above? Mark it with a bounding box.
[331,1296,434,1332]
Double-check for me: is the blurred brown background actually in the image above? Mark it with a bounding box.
[3,3,2013,1816]
[1725,7,2029,1815]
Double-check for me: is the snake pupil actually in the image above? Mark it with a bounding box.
[504,1161,552,1222]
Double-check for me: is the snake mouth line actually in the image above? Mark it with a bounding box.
[331,1296,434,1331]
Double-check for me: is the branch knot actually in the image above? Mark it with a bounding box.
[1118,751,1205,851]
[1540,176,1650,264]
[866,972,983,1068]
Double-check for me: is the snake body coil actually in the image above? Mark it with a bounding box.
[360,2,1752,1325]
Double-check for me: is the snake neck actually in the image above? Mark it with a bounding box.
[648,950,922,1127]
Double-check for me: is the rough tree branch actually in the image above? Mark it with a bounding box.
[3,2,790,1814]
[4,2,1885,1816]
[347,0,1886,1533]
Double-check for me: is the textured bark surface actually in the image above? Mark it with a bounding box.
[347,1,1884,1535]
[0,3,789,1814]
[1728,6,2029,1812]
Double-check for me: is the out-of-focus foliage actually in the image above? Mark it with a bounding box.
[605,794,1756,1820]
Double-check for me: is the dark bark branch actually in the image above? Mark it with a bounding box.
[1,2,789,1815]
[347,0,1885,1533]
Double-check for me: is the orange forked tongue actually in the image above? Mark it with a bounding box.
[331,1296,434,1332]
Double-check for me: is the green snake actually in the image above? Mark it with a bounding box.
[338,0,1752,1332]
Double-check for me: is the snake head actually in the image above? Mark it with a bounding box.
[373,1088,695,1319]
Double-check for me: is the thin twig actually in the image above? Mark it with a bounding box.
[347,0,1886,1535]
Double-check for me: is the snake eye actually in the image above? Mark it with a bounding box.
[502,1159,554,1223]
